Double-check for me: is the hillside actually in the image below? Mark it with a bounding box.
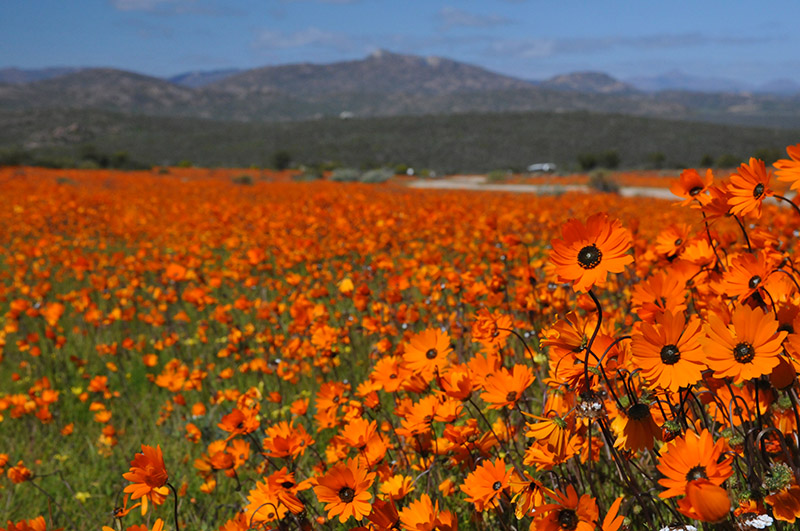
[2,107,797,173]
[1,52,800,128]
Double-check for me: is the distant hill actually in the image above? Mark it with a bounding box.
[205,49,536,97]
[627,70,800,96]
[2,52,800,128]
[2,107,798,172]
[168,68,242,88]
[540,72,635,94]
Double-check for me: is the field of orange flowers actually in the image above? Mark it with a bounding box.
[2,146,800,531]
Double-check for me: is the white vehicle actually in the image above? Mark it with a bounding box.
[527,162,557,173]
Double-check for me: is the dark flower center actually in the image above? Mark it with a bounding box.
[505,391,518,403]
[733,342,755,363]
[577,244,602,270]
[281,481,294,489]
[338,487,355,503]
[686,465,708,482]
[425,348,438,360]
[674,239,682,246]
[627,403,650,420]
[492,481,502,491]
[753,183,765,198]
[333,395,340,403]
[557,509,579,530]
[689,186,703,196]
[389,373,397,379]
[748,275,762,289]
[660,344,681,365]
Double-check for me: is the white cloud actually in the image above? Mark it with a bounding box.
[252,27,355,52]
[438,7,511,30]
[110,0,194,11]
[485,32,775,59]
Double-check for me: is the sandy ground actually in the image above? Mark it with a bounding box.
[405,175,677,199]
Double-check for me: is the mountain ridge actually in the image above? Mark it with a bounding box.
[2,51,799,128]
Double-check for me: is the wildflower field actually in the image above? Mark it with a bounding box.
[3,146,800,531]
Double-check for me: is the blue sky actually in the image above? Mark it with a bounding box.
[1,0,798,84]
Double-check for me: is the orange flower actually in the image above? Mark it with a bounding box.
[654,223,691,259]
[765,484,800,523]
[702,304,787,384]
[720,250,780,302]
[524,414,571,456]
[657,429,733,499]
[510,475,548,519]
[459,458,511,511]
[609,401,661,452]
[7,461,32,484]
[398,493,457,531]
[480,364,534,409]
[122,444,169,515]
[217,406,259,440]
[533,485,598,531]
[670,167,714,205]
[601,497,625,531]
[631,310,705,391]
[313,458,375,523]
[677,479,730,523]
[246,467,306,524]
[262,420,314,459]
[5,516,61,531]
[402,328,452,379]
[371,355,410,393]
[727,157,773,218]
[366,499,401,531]
[471,308,512,352]
[549,212,633,293]
[774,143,800,190]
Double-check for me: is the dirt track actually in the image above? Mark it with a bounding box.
[406,175,676,199]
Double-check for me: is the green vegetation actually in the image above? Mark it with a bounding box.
[0,108,798,173]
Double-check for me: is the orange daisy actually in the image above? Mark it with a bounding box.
[460,458,512,511]
[402,328,453,379]
[122,444,169,515]
[609,400,661,452]
[702,304,787,384]
[677,479,731,523]
[313,458,375,523]
[774,143,800,191]
[727,157,773,218]
[630,310,705,391]
[654,223,691,259]
[670,167,714,206]
[480,364,534,410]
[549,212,633,293]
[533,485,598,531]
[657,429,733,499]
[398,493,456,531]
[720,250,780,302]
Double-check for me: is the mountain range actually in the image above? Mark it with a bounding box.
[2,50,800,127]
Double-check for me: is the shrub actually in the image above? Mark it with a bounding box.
[753,147,782,165]
[360,168,394,183]
[487,169,510,182]
[271,150,292,170]
[293,168,324,181]
[329,168,362,182]
[231,174,254,185]
[588,169,620,194]
[715,154,741,168]
[577,153,598,171]
[647,152,666,169]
